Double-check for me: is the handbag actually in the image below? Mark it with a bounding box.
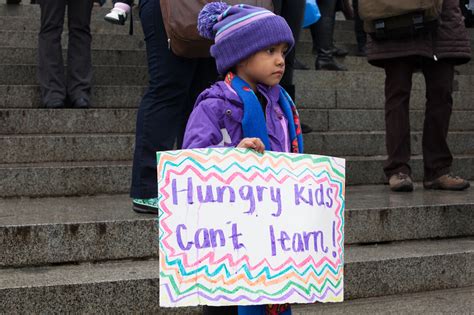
[359,0,443,40]
[302,0,321,28]
[160,0,274,58]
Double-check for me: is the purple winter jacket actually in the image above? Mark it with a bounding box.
[182,81,291,153]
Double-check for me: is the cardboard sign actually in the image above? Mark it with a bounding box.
[158,148,345,307]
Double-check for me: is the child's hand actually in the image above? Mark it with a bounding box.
[237,137,265,154]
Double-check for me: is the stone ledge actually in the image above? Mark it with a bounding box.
[292,286,474,314]
[1,186,472,267]
[1,238,472,312]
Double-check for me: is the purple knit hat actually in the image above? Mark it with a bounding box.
[198,2,294,74]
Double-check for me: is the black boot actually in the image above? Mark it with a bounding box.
[316,49,347,71]
[332,46,348,57]
[312,16,347,71]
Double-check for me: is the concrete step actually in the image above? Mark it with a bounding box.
[2,131,473,164]
[297,31,474,55]
[304,131,474,157]
[0,85,144,108]
[2,47,473,79]
[294,70,474,91]
[0,160,131,197]
[3,62,474,94]
[0,31,145,50]
[0,133,134,163]
[297,87,474,111]
[1,186,472,267]
[297,54,474,75]
[0,15,144,36]
[0,194,156,267]
[297,40,474,58]
[292,286,474,314]
[1,28,473,53]
[344,237,474,299]
[299,28,474,43]
[2,46,473,77]
[2,84,474,111]
[5,64,474,92]
[1,11,472,44]
[300,29,358,47]
[0,64,148,85]
[0,3,136,17]
[0,108,136,134]
[1,237,472,312]
[0,259,166,314]
[300,109,474,132]
[0,47,146,66]
[1,108,473,135]
[344,154,474,185]
[1,155,473,197]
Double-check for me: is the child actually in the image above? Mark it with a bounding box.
[182,3,303,315]
[104,0,132,25]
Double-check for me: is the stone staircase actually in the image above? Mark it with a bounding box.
[0,3,473,314]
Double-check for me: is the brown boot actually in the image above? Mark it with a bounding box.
[423,174,470,191]
[389,173,414,192]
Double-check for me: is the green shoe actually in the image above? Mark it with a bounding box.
[132,198,158,214]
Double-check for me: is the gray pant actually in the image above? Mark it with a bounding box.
[37,0,93,105]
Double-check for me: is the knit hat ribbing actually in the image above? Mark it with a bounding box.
[198,3,294,74]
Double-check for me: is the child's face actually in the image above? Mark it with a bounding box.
[236,43,288,91]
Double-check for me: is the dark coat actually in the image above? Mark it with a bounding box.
[367,0,471,68]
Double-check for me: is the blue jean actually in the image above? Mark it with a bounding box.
[131,0,217,199]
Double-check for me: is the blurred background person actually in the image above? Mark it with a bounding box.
[366,0,471,191]
[273,0,313,133]
[311,0,348,71]
[130,0,217,213]
[37,0,94,108]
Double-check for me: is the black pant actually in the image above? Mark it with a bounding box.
[130,0,217,199]
[272,0,305,90]
[203,305,238,315]
[113,0,133,5]
[310,0,337,51]
[352,0,366,50]
[383,57,454,181]
[37,0,93,105]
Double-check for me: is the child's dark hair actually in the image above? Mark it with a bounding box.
[217,67,236,81]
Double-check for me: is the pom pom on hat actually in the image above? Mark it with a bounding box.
[198,2,230,40]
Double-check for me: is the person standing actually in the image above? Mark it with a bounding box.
[37,0,94,108]
[310,0,347,71]
[273,0,313,133]
[366,0,471,191]
[130,0,218,213]
[272,0,305,101]
[188,4,301,314]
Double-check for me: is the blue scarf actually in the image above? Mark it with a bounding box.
[227,73,303,154]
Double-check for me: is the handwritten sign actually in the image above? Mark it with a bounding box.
[158,148,345,307]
